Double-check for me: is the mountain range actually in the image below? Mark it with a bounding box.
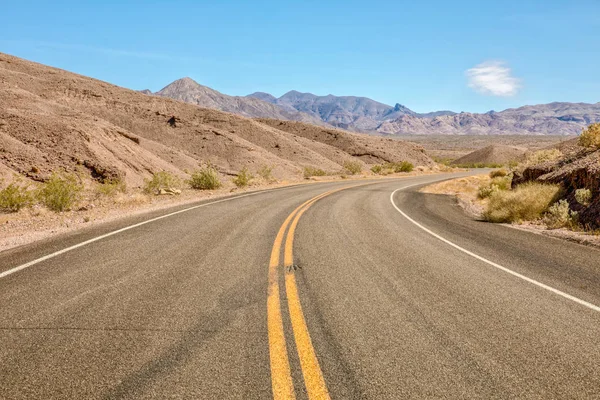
[145,78,600,136]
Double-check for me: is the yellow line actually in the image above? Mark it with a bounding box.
[267,191,335,400]
[282,193,340,400]
[269,183,367,400]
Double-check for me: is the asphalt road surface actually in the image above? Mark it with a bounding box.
[1,173,599,399]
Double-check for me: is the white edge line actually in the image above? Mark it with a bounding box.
[390,184,600,313]
[0,186,297,280]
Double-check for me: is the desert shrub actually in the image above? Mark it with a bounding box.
[233,167,253,187]
[97,178,127,197]
[453,162,504,168]
[384,161,414,173]
[579,123,600,149]
[491,176,512,190]
[483,182,561,223]
[343,161,362,175]
[303,166,327,179]
[508,160,520,169]
[0,182,34,212]
[544,200,579,229]
[370,164,383,174]
[575,188,592,206]
[37,173,83,212]
[477,176,512,199]
[258,165,275,182]
[478,184,499,199]
[525,149,563,166]
[143,171,181,195]
[489,169,508,178]
[188,166,222,190]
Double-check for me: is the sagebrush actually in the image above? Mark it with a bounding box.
[258,165,275,182]
[383,161,414,173]
[303,166,327,178]
[575,188,592,206]
[544,200,579,229]
[143,171,181,195]
[188,166,222,190]
[97,178,127,197]
[37,173,83,212]
[477,176,512,199]
[0,182,34,212]
[343,161,362,175]
[233,167,253,187]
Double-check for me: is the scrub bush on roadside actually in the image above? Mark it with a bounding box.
[544,200,579,229]
[97,178,127,197]
[37,173,83,212]
[477,176,512,199]
[370,164,383,174]
[258,165,275,183]
[188,165,222,190]
[143,171,181,195]
[483,182,561,223]
[303,166,327,179]
[343,161,362,175]
[233,167,253,188]
[383,161,414,173]
[489,169,508,178]
[0,181,34,212]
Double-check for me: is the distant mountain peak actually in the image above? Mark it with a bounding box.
[247,92,277,103]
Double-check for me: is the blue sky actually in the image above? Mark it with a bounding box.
[1,0,599,113]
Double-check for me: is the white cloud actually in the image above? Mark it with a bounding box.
[466,61,521,97]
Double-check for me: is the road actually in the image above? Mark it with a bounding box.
[1,173,599,399]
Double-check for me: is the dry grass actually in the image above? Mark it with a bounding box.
[483,183,561,223]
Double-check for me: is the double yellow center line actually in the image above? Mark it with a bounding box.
[267,186,358,399]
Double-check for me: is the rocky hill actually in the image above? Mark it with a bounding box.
[0,52,433,188]
[377,103,600,136]
[154,78,324,126]
[157,78,599,136]
[450,145,528,166]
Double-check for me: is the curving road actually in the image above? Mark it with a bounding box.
[1,173,599,399]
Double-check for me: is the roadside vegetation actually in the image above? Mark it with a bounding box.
[96,177,127,197]
[258,165,275,183]
[578,122,600,149]
[143,171,182,195]
[452,162,504,169]
[303,166,327,179]
[188,165,222,190]
[483,182,562,223]
[343,161,362,175]
[0,180,34,212]
[370,161,414,175]
[233,167,253,188]
[37,173,84,212]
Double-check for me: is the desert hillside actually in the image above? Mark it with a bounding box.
[0,52,433,188]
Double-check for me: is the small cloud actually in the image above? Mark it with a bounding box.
[466,61,521,96]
